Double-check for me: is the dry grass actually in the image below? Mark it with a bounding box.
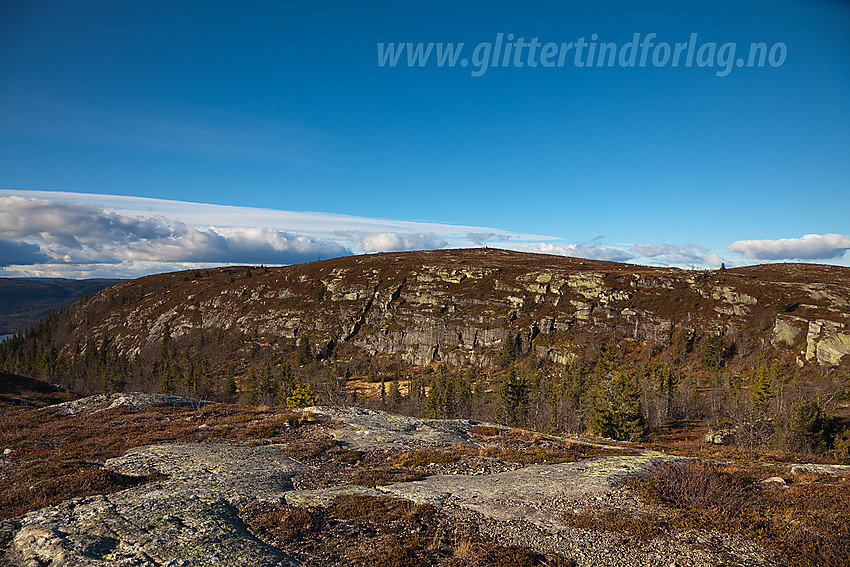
[0,403,313,520]
[349,466,429,487]
[278,437,340,460]
[467,425,503,436]
[562,461,850,565]
[647,436,845,466]
[440,544,539,567]
[392,447,464,468]
[467,427,623,465]
[244,495,436,566]
[630,460,753,513]
[330,493,434,524]
[333,448,364,464]
[243,505,322,545]
[623,460,850,567]
[244,494,560,567]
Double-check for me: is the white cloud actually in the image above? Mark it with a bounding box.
[632,243,669,257]
[466,232,503,245]
[0,196,350,268]
[0,191,550,276]
[728,234,850,260]
[0,192,572,277]
[122,227,350,264]
[1,190,552,244]
[338,231,447,253]
[0,190,772,278]
[0,196,175,248]
[510,241,729,269]
[504,241,636,263]
[633,243,725,268]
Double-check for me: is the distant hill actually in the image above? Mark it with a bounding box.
[1,249,848,454]
[0,277,123,335]
[4,248,848,381]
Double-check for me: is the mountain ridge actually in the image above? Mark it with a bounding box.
[1,248,848,451]
[23,248,850,367]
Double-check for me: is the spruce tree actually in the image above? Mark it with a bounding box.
[287,383,319,408]
[275,362,295,405]
[245,367,259,405]
[610,372,646,441]
[700,333,724,370]
[295,336,313,366]
[500,333,516,367]
[590,345,646,441]
[224,373,238,401]
[499,367,529,426]
[388,379,402,406]
[749,363,774,411]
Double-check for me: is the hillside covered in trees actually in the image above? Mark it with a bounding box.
[2,249,849,458]
[0,277,121,336]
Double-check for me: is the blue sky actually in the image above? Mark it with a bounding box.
[1,0,849,277]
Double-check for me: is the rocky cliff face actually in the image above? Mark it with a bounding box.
[48,249,850,371]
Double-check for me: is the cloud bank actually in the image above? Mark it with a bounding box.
[467,232,508,245]
[633,243,724,268]
[0,191,553,277]
[508,241,636,263]
[0,196,351,273]
[0,238,50,267]
[338,231,447,253]
[0,196,175,249]
[8,190,818,279]
[728,234,850,260]
[503,241,726,269]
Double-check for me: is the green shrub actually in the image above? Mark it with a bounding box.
[286,383,319,408]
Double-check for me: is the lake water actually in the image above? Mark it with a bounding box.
[0,334,14,343]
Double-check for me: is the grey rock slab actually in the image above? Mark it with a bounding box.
[789,462,850,475]
[380,453,672,531]
[4,443,307,566]
[106,443,310,505]
[7,493,297,567]
[45,393,214,415]
[308,406,479,450]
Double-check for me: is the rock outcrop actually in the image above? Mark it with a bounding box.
[24,250,850,376]
[45,393,214,416]
[804,319,850,365]
[1,397,809,566]
[4,443,306,566]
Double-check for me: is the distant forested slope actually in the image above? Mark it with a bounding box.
[0,278,122,335]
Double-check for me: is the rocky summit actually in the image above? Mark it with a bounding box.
[4,249,849,390]
[7,392,844,567]
[81,250,850,365]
